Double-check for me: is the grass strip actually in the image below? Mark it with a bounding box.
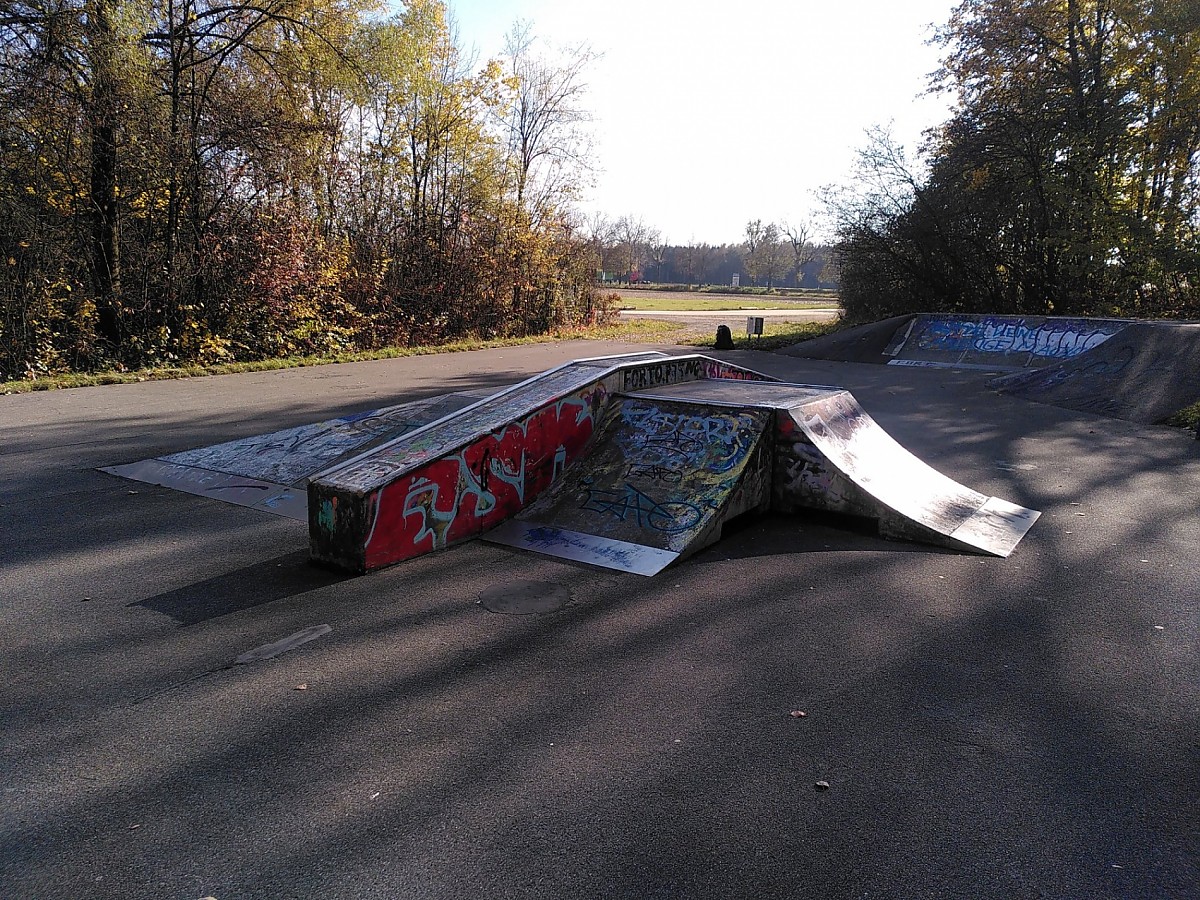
[1,320,678,394]
[679,320,841,351]
[614,297,838,312]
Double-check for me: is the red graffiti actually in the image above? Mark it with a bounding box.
[362,387,605,569]
[701,360,771,381]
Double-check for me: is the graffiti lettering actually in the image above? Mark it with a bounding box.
[622,359,703,391]
[578,478,702,534]
[523,526,645,569]
[618,402,759,476]
[900,316,1126,363]
[700,360,770,381]
[626,463,683,484]
[362,384,606,567]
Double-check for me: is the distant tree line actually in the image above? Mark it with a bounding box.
[0,0,602,380]
[584,214,835,289]
[830,0,1200,323]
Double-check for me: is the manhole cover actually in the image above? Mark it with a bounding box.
[479,580,571,615]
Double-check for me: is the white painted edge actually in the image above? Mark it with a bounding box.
[312,351,669,484]
[484,521,679,576]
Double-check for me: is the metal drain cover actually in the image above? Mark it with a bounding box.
[479,580,571,615]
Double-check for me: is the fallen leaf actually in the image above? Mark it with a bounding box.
[789,710,808,718]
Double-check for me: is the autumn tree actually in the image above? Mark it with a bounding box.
[831,0,1200,321]
[0,0,603,379]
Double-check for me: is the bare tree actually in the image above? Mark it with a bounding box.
[646,234,668,283]
[742,218,765,285]
[501,21,597,220]
[578,210,614,277]
[613,215,658,283]
[760,223,787,288]
[781,219,816,287]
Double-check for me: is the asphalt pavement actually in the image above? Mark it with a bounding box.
[2,339,1197,899]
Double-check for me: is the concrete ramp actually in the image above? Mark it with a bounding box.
[785,313,1130,371]
[101,391,488,519]
[779,314,915,362]
[104,351,1040,575]
[484,397,775,575]
[881,315,1128,371]
[991,322,1200,423]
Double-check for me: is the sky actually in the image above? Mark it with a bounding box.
[446,0,960,245]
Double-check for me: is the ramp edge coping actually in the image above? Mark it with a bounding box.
[311,352,776,492]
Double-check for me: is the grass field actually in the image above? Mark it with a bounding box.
[604,287,839,312]
[614,296,836,312]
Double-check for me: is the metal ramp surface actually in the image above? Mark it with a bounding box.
[772,389,1039,557]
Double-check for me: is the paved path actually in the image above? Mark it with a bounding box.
[2,341,1197,899]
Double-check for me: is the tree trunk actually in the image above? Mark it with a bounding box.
[87,0,121,350]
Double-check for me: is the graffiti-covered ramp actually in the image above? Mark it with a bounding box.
[101,390,490,520]
[307,353,775,573]
[484,391,794,575]
[785,313,1131,372]
[991,322,1200,424]
[487,380,1040,574]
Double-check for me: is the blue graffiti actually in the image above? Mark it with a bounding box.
[911,316,1123,360]
[579,478,702,534]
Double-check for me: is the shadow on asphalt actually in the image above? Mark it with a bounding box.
[130,550,350,626]
[3,351,1199,896]
[712,509,964,558]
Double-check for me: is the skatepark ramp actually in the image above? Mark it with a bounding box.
[484,395,777,575]
[991,322,1200,424]
[486,379,1039,574]
[781,313,1200,424]
[786,313,1130,371]
[103,351,1040,576]
[307,352,775,573]
[101,391,490,520]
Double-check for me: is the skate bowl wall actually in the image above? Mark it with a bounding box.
[785,313,1131,372]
